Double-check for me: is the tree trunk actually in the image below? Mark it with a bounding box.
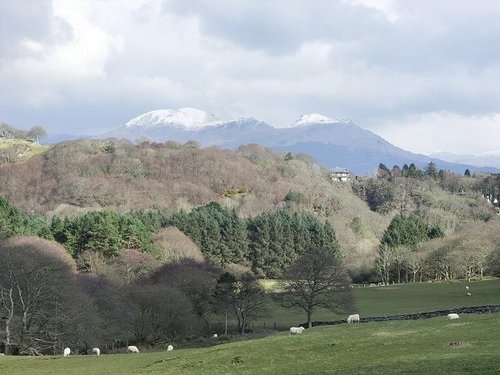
[307,310,312,328]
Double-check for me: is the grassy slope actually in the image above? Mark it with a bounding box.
[1,313,499,375]
[0,139,49,160]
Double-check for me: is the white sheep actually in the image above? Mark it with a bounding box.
[63,347,71,357]
[347,314,360,323]
[167,345,174,351]
[92,347,100,356]
[213,333,218,339]
[447,313,459,320]
[289,326,305,334]
[127,345,139,353]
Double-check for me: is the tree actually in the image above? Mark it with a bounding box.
[375,244,394,285]
[464,169,471,177]
[381,214,430,250]
[424,162,439,179]
[377,163,391,179]
[0,237,96,355]
[212,272,267,335]
[27,126,47,144]
[281,248,353,328]
[407,163,422,179]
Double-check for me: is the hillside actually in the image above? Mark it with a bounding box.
[0,138,49,164]
[0,139,388,259]
[0,139,498,268]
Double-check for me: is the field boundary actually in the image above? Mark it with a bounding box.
[306,304,500,327]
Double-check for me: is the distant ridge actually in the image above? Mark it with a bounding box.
[101,108,500,176]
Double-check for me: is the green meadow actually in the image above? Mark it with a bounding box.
[255,278,500,329]
[1,279,499,375]
[1,313,499,375]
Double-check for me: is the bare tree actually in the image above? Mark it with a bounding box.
[0,237,95,355]
[213,272,267,335]
[282,248,353,328]
[375,244,394,285]
[27,126,47,144]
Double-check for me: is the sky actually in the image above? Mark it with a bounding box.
[1,0,500,156]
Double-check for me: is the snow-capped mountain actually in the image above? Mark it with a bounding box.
[101,109,500,175]
[125,108,221,130]
[291,113,351,127]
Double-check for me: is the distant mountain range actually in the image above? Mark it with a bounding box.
[94,107,500,176]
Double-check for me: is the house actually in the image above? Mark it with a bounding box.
[330,167,351,182]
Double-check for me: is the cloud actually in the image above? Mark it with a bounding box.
[378,112,500,155]
[0,0,499,156]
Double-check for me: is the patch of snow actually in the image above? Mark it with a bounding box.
[126,108,222,129]
[291,113,351,127]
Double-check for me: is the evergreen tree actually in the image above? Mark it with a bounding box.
[381,214,430,250]
[424,162,439,179]
[407,163,423,179]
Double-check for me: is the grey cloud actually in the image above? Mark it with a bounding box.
[0,1,72,59]
[163,0,389,54]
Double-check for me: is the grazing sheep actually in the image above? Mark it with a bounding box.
[447,313,460,320]
[213,333,218,339]
[167,345,174,351]
[289,326,305,334]
[127,345,139,353]
[465,286,469,290]
[347,314,360,323]
[63,347,71,357]
[92,347,100,356]
[466,292,472,296]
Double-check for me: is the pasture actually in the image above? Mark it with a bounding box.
[1,313,499,374]
[254,278,500,329]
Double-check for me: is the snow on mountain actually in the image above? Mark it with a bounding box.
[291,113,351,127]
[125,108,221,130]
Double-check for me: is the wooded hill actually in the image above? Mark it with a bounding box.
[1,138,500,355]
[0,138,499,278]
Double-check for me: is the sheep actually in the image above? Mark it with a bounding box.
[92,347,100,356]
[465,286,469,290]
[347,314,360,323]
[213,333,218,339]
[466,292,472,296]
[127,345,139,353]
[289,326,305,334]
[167,345,174,351]
[447,313,459,320]
[63,347,71,357]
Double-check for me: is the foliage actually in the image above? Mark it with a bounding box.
[51,211,153,257]
[0,196,52,240]
[381,214,432,250]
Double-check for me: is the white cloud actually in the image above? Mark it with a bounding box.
[378,112,500,155]
[0,0,499,157]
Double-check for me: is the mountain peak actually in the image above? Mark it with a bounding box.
[125,108,221,129]
[292,113,351,127]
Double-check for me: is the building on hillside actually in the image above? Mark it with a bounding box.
[330,167,351,182]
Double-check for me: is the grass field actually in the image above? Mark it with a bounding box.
[1,279,499,374]
[1,312,499,374]
[251,278,500,329]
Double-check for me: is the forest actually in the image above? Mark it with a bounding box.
[0,138,499,355]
